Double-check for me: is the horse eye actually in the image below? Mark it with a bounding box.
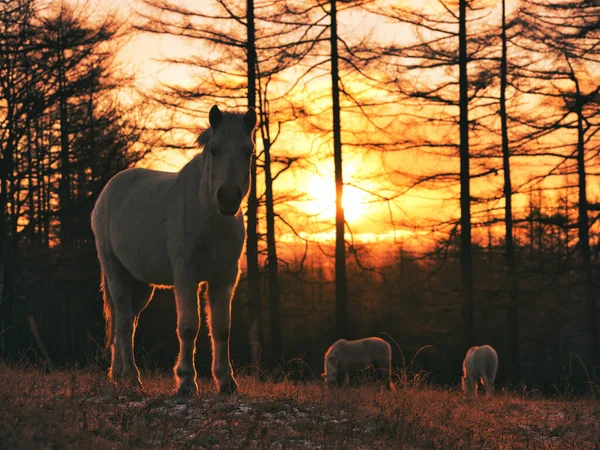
[209,147,217,156]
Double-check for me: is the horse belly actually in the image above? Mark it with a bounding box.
[189,237,244,284]
[115,242,174,286]
[342,352,371,368]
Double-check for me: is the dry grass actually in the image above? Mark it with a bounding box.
[0,363,598,449]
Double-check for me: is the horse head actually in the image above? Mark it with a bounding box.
[198,105,257,216]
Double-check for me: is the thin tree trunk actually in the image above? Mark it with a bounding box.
[245,0,264,373]
[563,188,570,266]
[330,0,348,339]
[500,0,520,381]
[0,159,10,356]
[459,0,473,349]
[42,119,51,247]
[0,96,16,355]
[528,193,534,259]
[25,67,36,246]
[35,117,46,246]
[574,88,598,361]
[260,107,283,364]
[58,40,71,248]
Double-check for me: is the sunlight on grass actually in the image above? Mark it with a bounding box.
[1,363,598,449]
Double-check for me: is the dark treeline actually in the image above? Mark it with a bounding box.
[1,0,599,394]
[0,1,149,360]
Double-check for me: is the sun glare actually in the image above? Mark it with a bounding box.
[305,176,368,222]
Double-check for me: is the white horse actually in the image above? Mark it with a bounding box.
[462,345,498,398]
[323,337,393,389]
[91,105,256,396]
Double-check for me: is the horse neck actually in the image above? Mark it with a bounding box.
[176,152,214,215]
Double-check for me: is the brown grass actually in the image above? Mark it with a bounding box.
[0,363,598,449]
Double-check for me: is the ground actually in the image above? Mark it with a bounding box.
[0,364,598,449]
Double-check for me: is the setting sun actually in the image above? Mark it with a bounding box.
[304,175,369,222]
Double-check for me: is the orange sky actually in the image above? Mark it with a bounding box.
[82,0,599,250]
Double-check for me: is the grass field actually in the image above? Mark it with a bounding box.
[0,363,598,449]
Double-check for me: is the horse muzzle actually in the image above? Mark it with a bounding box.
[218,207,239,216]
[217,186,242,216]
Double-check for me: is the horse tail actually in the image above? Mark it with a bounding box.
[100,271,113,351]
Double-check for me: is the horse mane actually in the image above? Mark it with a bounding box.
[196,111,251,147]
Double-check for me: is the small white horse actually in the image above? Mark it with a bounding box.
[91,105,256,396]
[462,345,498,398]
[323,337,393,389]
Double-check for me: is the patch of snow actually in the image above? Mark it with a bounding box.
[234,404,255,415]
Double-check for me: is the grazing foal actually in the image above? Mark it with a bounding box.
[92,105,256,396]
[462,345,499,398]
[323,337,393,389]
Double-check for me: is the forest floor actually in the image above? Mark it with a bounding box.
[0,363,598,449]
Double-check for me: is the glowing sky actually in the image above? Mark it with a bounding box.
[80,0,599,248]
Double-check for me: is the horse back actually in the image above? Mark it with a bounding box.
[95,167,175,210]
[336,338,390,366]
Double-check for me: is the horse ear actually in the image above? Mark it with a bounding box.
[209,105,223,130]
[243,107,257,133]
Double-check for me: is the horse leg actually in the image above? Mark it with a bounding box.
[372,361,381,381]
[173,280,200,397]
[132,281,154,318]
[99,270,121,382]
[103,257,142,389]
[476,377,484,396]
[374,361,392,389]
[207,280,238,394]
[462,374,475,398]
[343,368,350,387]
[482,375,494,397]
[126,280,153,384]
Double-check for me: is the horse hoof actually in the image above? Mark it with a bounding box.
[176,382,198,398]
[124,386,146,400]
[218,378,238,394]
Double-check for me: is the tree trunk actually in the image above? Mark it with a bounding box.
[459,0,474,349]
[261,112,283,364]
[500,0,520,381]
[58,41,71,248]
[330,0,348,339]
[0,85,17,355]
[574,92,598,361]
[245,0,264,373]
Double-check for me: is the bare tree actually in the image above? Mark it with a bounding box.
[500,0,520,381]
[518,0,600,363]
[457,0,474,350]
[329,0,349,339]
[245,0,264,372]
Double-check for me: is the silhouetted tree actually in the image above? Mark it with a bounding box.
[499,0,520,382]
[518,0,600,362]
[0,0,148,356]
[328,0,349,339]
[245,0,264,371]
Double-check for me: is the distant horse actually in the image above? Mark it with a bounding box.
[323,337,393,389]
[91,105,256,396]
[462,345,498,398]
